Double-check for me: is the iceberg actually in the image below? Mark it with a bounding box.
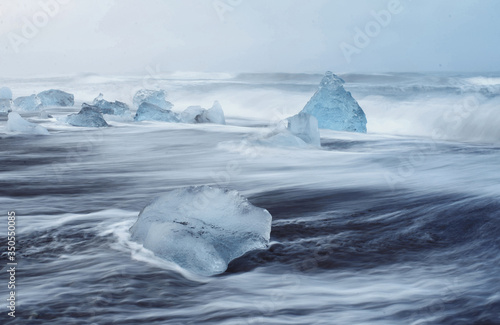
[300,71,367,133]
[0,87,13,112]
[91,93,130,116]
[66,104,109,127]
[7,112,49,135]
[130,185,272,276]
[14,94,42,111]
[181,101,226,124]
[134,102,180,122]
[37,89,74,107]
[133,89,173,110]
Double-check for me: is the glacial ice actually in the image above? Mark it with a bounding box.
[181,101,226,124]
[252,113,320,148]
[66,104,109,127]
[204,101,226,125]
[129,185,272,276]
[300,71,367,133]
[7,112,49,135]
[285,112,321,146]
[0,87,13,112]
[92,93,130,116]
[134,102,180,122]
[181,106,204,123]
[0,87,12,100]
[37,89,74,107]
[133,89,173,110]
[14,94,42,111]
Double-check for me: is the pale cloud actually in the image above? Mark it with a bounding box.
[0,0,498,76]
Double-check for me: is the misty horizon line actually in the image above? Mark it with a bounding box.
[2,70,500,80]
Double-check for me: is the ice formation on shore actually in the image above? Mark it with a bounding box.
[14,94,42,111]
[38,89,74,107]
[66,104,109,127]
[92,93,130,116]
[133,89,173,110]
[7,112,49,135]
[130,185,272,276]
[300,71,367,133]
[134,102,180,122]
[181,101,226,125]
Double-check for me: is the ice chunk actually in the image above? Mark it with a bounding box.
[134,102,180,122]
[300,71,367,133]
[133,89,173,110]
[0,87,12,100]
[66,104,109,127]
[285,112,321,146]
[130,185,272,276]
[205,100,226,124]
[181,105,205,123]
[0,87,13,112]
[7,112,49,135]
[14,94,42,111]
[0,86,13,109]
[181,101,226,124]
[37,89,74,107]
[91,93,130,116]
[248,113,320,148]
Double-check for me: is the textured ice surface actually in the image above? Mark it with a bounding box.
[14,94,42,111]
[181,101,226,124]
[134,102,180,122]
[66,104,109,127]
[301,71,367,133]
[133,89,173,110]
[130,185,272,276]
[7,112,49,135]
[285,112,321,146]
[0,100,12,112]
[92,93,130,116]
[0,87,13,112]
[205,101,226,124]
[181,106,205,123]
[38,89,74,107]
[0,87,12,100]
[252,113,320,148]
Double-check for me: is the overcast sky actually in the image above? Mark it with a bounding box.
[0,0,499,76]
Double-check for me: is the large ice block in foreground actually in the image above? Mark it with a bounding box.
[134,102,180,122]
[181,101,226,125]
[300,71,367,133]
[133,89,173,110]
[92,93,130,116]
[7,112,49,135]
[38,89,74,107]
[14,94,42,111]
[66,104,109,127]
[0,87,13,112]
[130,185,272,276]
